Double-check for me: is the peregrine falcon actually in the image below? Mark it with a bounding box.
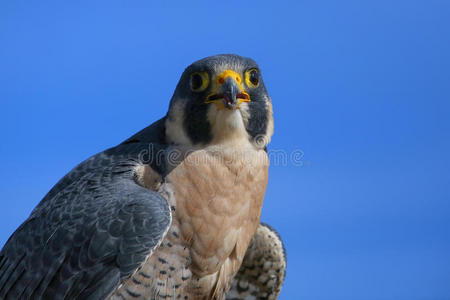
[0,54,286,299]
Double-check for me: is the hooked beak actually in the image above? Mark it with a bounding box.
[205,70,250,110]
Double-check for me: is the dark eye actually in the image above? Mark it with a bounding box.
[245,68,259,87]
[249,70,259,85]
[190,72,209,92]
[190,73,202,90]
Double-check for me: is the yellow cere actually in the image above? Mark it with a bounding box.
[205,69,251,110]
[216,70,243,86]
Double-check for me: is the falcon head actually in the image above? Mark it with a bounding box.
[165,54,273,149]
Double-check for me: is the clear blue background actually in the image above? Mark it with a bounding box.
[1,1,449,299]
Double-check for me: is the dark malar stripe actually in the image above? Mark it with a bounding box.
[246,101,268,142]
[184,101,212,145]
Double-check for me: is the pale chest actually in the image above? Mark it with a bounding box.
[167,148,269,275]
[112,148,269,299]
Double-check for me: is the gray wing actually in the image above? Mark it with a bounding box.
[122,117,166,145]
[226,223,287,300]
[0,143,171,300]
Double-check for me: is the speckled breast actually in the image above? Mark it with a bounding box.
[112,146,269,299]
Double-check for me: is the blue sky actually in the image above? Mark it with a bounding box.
[1,1,449,299]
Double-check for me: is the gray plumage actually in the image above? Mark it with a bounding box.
[0,143,171,299]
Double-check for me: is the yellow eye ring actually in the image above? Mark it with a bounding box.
[190,71,210,92]
[245,68,260,88]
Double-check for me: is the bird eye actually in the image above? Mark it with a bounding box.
[245,68,260,88]
[190,72,209,92]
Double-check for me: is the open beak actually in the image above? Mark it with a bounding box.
[205,70,251,110]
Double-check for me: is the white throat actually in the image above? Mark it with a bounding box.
[165,100,259,150]
[207,105,252,148]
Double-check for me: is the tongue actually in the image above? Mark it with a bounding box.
[223,94,234,107]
